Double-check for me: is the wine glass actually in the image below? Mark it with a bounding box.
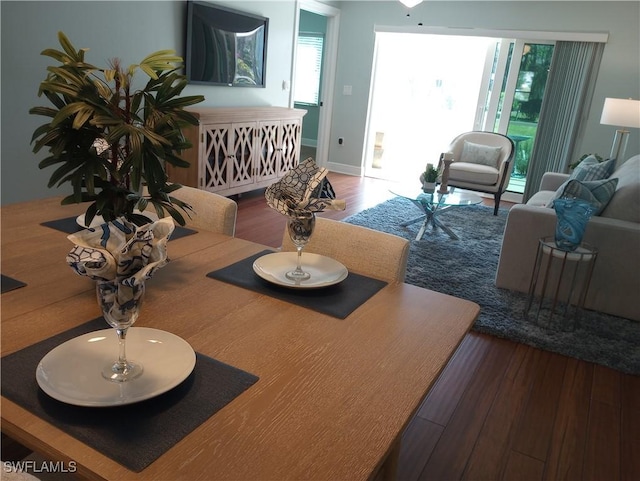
[96,281,145,382]
[285,210,316,281]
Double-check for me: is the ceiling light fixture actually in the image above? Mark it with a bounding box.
[399,0,423,8]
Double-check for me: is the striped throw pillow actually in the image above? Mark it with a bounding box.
[570,156,616,181]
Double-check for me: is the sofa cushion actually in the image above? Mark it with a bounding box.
[459,141,502,168]
[600,156,640,223]
[528,190,555,207]
[569,155,616,181]
[547,178,618,215]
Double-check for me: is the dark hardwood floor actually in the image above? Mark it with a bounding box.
[234,172,639,481]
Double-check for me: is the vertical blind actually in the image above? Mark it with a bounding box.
[294,33,324,106]
[524,41,605,201]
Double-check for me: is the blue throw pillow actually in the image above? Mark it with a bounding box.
[550,178,619,215]
[569,156,616,182]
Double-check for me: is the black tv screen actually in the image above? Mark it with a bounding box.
[186,0,268,87]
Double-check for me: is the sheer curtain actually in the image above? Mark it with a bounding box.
[523,41,605,202]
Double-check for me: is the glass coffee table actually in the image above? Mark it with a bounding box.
[390,186,483,240]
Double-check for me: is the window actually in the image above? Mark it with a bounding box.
[294,33,324,106]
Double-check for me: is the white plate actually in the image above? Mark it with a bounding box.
[36,327,196,407]
[253,252,348,289]
[76,211,159,228]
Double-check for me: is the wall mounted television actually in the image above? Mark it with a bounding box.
[186,0,268,87]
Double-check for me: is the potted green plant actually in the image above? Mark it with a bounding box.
[419,163,439,193]
[30,32,205,226]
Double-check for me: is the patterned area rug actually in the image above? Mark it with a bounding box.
[344,197,640,375]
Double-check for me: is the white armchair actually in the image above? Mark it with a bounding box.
[439,131,515,215]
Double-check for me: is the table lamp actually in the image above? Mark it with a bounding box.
[599,97,640,160]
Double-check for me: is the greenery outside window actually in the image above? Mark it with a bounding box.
[294,33,324,106]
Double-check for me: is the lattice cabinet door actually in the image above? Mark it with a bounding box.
[167,107,306,196]
[256,121,280,183]
[229,122,257,189]
[201,124,231,191]
[278,119,303,176]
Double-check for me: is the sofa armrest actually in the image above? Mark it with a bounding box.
[495,204,557,292]
[539,172,569,192]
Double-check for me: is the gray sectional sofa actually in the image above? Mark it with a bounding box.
[495,155,640,321]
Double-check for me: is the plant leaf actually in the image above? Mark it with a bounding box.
[57,31,80,60]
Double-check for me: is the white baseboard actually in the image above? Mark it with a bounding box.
[301,138,317,148]
[325,162,362,176]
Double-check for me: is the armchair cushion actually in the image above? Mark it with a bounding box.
[459,141,502,168]
[546,178,619,215]
[449,162,499,186]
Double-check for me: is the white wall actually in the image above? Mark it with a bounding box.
[0,0,297,205]
[327,1,640,175]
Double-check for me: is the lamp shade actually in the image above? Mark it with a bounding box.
[600,98,640,128]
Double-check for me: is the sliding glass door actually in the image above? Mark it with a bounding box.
[480,40,555,193]
[364,32,554,195]
[363,33,495,181]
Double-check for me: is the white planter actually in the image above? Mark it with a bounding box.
[422,181,436,194]
[419,172,437,193]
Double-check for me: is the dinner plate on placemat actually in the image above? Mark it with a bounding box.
[253,252,348,289]
[36,327,196,407]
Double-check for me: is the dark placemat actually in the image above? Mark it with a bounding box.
[207,250,388,319]
[167,225,197,240]
[41,216,197,240]
[1,317,258,472]
[1,274,27,294]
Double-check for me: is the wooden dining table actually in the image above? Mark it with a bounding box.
[1,197,479,481]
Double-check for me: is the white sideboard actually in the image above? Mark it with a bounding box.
[167,107,307,196]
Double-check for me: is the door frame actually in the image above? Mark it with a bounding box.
[294,0,340,169]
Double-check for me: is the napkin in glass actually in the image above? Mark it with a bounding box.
[66,217,175,287]
[265,157,346,215]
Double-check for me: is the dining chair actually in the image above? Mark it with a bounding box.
[439,131,515,215]
[145,185,238,236]
[281,217,410,283]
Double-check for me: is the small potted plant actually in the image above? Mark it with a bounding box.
[30,32,205,226]
[419,163,439,193]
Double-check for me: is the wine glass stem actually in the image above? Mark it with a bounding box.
[296,246,303,272]
[116,327,129,371]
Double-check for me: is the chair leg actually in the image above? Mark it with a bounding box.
[493,193,501,215]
